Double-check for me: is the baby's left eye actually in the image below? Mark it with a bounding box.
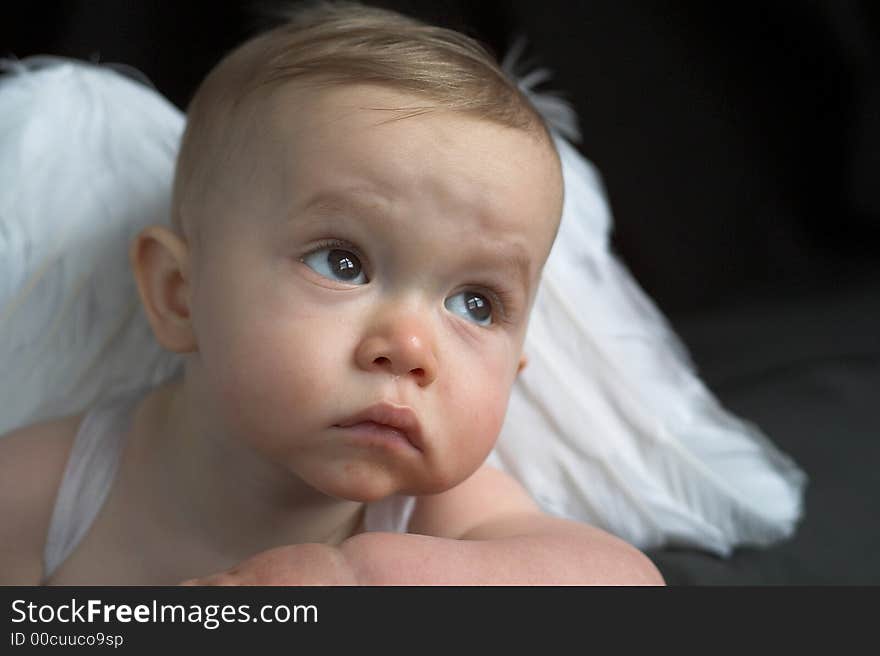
[301,247,368,285]
[445,291,493,326]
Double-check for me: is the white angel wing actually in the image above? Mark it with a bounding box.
[491,54,807,555]
[0,58,183,436]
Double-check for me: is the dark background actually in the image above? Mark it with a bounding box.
[4,0,879,584]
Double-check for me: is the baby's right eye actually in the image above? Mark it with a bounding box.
[301,246,368,284]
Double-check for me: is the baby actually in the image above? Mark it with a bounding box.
[0,2,663,585]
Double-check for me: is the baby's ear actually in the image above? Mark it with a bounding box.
[129,225,196,353]
[516,355,528,375]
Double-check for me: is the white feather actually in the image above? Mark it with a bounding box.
[0,59,183,435]
[495,49,806,554]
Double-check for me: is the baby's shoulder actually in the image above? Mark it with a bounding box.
[0,413,85,584]
[407,464,541,539]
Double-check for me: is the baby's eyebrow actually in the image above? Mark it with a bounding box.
[299,188,391,222]
[461,242,532,297]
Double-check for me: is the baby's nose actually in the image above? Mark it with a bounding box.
[355,317,438,386]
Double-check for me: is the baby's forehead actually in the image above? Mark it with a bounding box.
[252,80,552,152]
[215,81,563,253]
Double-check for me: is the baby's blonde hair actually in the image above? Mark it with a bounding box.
[172,1,551,240]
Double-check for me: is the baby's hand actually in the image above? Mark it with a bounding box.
[179,543,357,586]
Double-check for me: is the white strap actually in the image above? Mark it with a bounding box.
[363,494,416,534]
[42,391,140,582]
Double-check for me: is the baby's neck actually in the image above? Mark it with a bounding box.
[120,380,364,562]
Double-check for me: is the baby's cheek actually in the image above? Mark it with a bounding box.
[206,317,338,434]
[443,359,513,468]
[469,386,510,451]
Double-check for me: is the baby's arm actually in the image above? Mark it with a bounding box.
[186,466,664,586]
[343,465,665,585]
[0,417,80,585]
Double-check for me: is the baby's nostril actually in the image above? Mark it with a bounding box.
[410,368,425,377]
[374,356,391,366]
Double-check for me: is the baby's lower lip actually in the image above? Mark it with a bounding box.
[334,421,415,449]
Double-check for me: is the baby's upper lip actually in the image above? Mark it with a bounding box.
[334,402,424,451]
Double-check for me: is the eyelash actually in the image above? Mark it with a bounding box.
[301,237,370,271]
[299,238,516,325]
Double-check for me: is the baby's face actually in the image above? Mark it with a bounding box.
[186,84,562,501]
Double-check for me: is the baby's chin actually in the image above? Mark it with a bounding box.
[296,462,409,503]
[303,460,467,504]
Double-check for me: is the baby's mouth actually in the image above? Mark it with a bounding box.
[334,402,424,452]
